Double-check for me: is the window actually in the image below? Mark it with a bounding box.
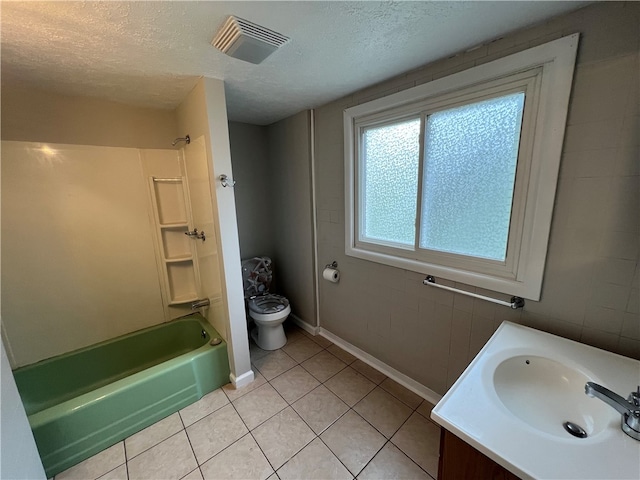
[344,34,579,300]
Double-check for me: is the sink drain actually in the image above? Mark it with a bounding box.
[563,421,587,438]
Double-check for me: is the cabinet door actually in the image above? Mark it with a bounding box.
[439,430,521,480]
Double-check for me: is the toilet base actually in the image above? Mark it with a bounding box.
[251,324,287,351]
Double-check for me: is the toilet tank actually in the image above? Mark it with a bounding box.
[241,257,273,297]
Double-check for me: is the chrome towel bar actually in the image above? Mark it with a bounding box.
[423,275,525,309]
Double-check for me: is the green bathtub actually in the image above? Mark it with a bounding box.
[13,313,230,477]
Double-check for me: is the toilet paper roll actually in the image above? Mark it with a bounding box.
[323,267,340,283]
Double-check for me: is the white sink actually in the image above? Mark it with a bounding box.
[493,355,610,438]
[431,322,640,480]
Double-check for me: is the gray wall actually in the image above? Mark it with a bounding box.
[229,116,316,326]
[268,112,316,326]
[314,2,639,395]
[228,122,274,260]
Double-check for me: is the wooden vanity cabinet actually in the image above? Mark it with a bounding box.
[438,429,521,480]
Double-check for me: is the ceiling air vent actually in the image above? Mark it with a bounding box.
[212,16,289,64]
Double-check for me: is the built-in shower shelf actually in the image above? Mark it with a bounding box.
[149,176,201,306]
[168,293,200,306]
[159,222,189,228]
[165,255,193,263]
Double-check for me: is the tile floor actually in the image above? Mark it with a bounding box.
[53,324,441,480]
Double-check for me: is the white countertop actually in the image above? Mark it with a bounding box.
[431,322,640,480]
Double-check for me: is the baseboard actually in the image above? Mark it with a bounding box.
[230,369,255,389]
[319,328,443,406]
[289,314,319,336]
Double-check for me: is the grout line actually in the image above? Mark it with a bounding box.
[227,390,280,475]
[93,458,128,480]
[122,441,130,480]
[195,431,253,471]
[388,434,436,480]
[251,411,308,476]
[178,410,202,469]
[248,428,278,476]
[389,438,436,480]
[315,431,358,478]
[121,414,184,462]
[179,466,201,480]
[353,438,390,478]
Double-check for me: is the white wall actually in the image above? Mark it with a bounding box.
[0,339,46,479]
[1,161,46,477]
[176,78,252,387]
[1,141,167,367]
[1,84,177,149]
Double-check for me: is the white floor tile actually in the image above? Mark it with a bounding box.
[56,442,125,480]
[282,337,323,363]
[200,434,273,480]
[326,345,357,365]
[416,400,436,420]
[291,385,349,435]
[181,469,203,480]
[252,350,297,381]
[186,404,248,465]
[324,367,376,407]
[350,360,387,384]
[252,407,315,470]
[358,442,431,480]
[97,464,128,480]
[320,411,385,476]
[127,431,197,480]
[379,378,423,409]
[277,438,352,480]
[271,365,320,403]
[391,412,441,477]
[301,350,347,383]
[125,413,183,459]
[180,389,229,427]
[354,387,412,438]
[233,383,288,430]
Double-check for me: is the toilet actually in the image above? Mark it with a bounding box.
[241,256,291,350]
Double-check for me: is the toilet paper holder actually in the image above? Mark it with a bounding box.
[325,261,338,269]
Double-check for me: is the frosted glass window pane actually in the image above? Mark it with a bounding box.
[419,92,525,261]
[361,118,420,246]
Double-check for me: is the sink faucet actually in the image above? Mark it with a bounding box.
[585,382,640,441]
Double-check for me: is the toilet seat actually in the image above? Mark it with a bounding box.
[248,294,289,315]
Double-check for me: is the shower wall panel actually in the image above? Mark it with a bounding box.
[1,141,166,367]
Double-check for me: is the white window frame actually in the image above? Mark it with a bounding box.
[344,34,579,301]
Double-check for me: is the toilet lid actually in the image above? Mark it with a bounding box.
[248,294,289,314]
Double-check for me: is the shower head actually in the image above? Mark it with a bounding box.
[172,135,190,146]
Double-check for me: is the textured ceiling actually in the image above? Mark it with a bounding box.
[1,1,588,125]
